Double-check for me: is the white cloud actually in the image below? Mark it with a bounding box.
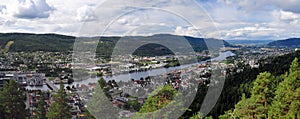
[14,0,54,19]
[217,24,285,40]
[76,5,96,22]
[0,0,299,40]
[278,10,299,24]
[279,10,299,20]
[174,26,201,37]
[117,18,128,25]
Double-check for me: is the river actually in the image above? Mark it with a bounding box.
[26,51,235,90]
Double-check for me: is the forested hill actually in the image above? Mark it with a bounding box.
[0,33,75,52]
[206,51,300,118]
[267,38,300,47]
[0,33,234,56]
[181,51,300,118]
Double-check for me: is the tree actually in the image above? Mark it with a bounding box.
[219,110,235,119]
[189,112,213,119]
[47,82,72,119]
[221,72,274,118]
[35,92,47,119]
[0,80,28,119]
[220,58,300,118]
[139,85,177,113]
[125,100,140,111]
[286,87,300,118]
[233,94,255,118]
[270,58,300,118]
[236,72,273,118]
[189,112,202,119]
[98,77,106,89]
[134,85,185,119]
[87,81,119,119]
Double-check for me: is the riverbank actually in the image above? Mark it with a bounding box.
[25,51,235,90]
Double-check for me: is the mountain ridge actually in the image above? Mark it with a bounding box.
[267,38,300,47]
[0,33,234,57]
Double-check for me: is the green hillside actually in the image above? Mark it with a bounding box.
[0,33,233,57]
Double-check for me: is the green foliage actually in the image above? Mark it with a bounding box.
[98,77,106,89]
[48,77,55,81]
[139,85,177,113]
[164,59,180,68]
[205,51,300,118]
[133,85,185,119]
[0,33,232,58]
[35,92,47,119]
[270,58,300,118]
[232,72,273,118]
[47,82,72,119]
[0,80,28,119]
[0,33,74,52]
[126,100,141,111]
[219,110,235,119]
[189,112,213,119]
[219,58,300,119]
[189,112,202,119]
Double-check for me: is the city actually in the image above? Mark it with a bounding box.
[1,0,300,119]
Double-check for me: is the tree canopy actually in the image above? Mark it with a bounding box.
[219,58,300,118]
[47,82,72,119]
[0,80,28,119]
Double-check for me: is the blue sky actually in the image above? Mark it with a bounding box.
[0,0,299,40]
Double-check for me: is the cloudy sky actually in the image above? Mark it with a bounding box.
[0,0,299,40]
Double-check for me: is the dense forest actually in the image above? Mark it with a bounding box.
[219,58,300,118]
[182,51,300,118]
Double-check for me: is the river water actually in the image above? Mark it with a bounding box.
[26,51,235,90]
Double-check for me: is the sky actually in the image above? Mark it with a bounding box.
[0,0,300,40]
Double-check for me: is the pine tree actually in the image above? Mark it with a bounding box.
[134,85,185,119]
[250,72,274,118]
[224,72,274,118]
[189,112,202,119]
[219,110,235,119]
[47,82,72,119]
[35,92,47,119]
[0,79,28,119]
[286,87,300,118]
[270,58,300,118]
[139,85,178,113]
[234,94,255,118]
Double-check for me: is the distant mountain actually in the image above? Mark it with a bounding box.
[0,33,234,57]
[0,33,75,52]
[130,34,235,56]
[267,38,300,47]
[226,40,274,46]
